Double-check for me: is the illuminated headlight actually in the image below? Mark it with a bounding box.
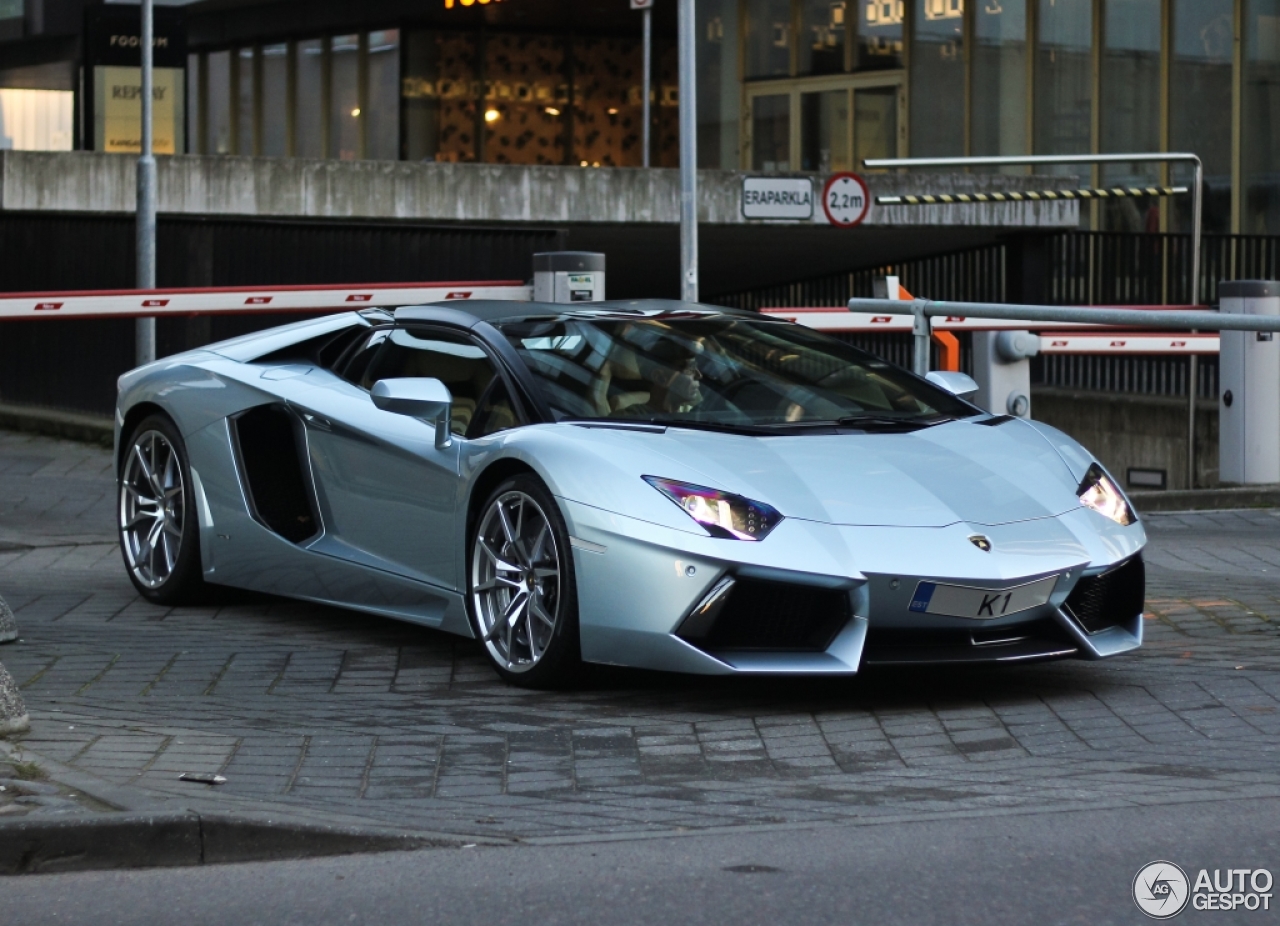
[643,476,783,541]
[1077,464,1136,526]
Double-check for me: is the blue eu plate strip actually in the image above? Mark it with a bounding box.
[909,582,936,613]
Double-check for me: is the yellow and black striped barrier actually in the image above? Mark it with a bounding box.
[877,185,1188,205]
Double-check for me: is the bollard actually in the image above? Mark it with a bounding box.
[0,662,28,736]
[0,595,15,644]
[972,330,1039,418]
[1219,281,1280,484]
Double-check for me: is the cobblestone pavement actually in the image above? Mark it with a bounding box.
[1,430,1278,840]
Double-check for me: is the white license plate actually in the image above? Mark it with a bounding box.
[908,574,1060,619]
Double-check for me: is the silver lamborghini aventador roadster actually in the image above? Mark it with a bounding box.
[115,299,1146,687]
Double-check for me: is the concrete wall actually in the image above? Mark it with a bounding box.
[1034,388,1219,492]
[0,151,1079,228]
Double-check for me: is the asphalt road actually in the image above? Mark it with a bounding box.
[5,798,1279,926]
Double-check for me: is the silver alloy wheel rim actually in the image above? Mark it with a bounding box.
[471,490,562,673]
[119,429,186,589]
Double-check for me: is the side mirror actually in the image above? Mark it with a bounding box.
[925,370,979,399]
[371,378,453,449]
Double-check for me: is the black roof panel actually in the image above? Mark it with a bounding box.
[393,298,761,326]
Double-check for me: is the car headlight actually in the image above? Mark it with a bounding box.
[643,476,783,541]
[1077,464,1136,526]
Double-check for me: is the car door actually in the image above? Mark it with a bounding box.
[297,325,511,591]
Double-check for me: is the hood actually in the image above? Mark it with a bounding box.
[604,418,1085,528]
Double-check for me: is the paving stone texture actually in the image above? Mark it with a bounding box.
[0,429,1278,839]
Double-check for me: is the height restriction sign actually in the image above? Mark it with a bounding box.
[822,172,871,227]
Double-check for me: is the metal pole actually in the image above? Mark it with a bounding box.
[912,302,931,376]
[136,0,156,367]
[642,6,652,169]
[864,152,1203,169]
[677,0,697,302]
[1187,156,1204,488]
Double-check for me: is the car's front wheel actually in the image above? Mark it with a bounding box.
[118,415,205,605]
[469,475,581,688]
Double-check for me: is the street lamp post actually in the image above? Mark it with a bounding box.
[677,0,697,302]
[136,0,157,367]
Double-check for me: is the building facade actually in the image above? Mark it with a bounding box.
[0,0,1276,236]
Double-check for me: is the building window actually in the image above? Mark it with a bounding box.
[746,0,794,78]
[910,0,964,157]
[697,0,742,168]
[482,34,567,166]
[187,52,202,154]
[330,34,361,160]
[261,43,289,157]
[1033,0,1092,162]
[574,36,641,167]
[367,30,400,161]
[402,31,477,162]
[0,88,73,150]
[295,38,325,159]
[235,47,255,156]
[801,89,850,171]
[1100,0,1162,232]
[1169,0,1232,232]
[751,92,791,169]
[207,50,231,154]
[855,84,898,164]
[857,0,904,69]
[799,0,847,75]
[1243,0,1280,234]
[971,0,1027,159]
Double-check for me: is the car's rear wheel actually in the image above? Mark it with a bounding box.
[119,415,205,605]
[469,475,581,688]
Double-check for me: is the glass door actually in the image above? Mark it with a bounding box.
[750,93,792,171]
[800,89,850,172]
[745,75,902,171]
[853,85,898,165]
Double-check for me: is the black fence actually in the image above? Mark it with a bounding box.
[715,230,1280,310]
[714,230,1280,400]
[0,214,565,414]
[1,222,1271,414]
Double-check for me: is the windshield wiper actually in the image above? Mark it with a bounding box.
[836,413,952,429]
[624,417,776,436]
[753,413,954,432]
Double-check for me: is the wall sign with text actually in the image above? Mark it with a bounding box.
[741,177,815,221]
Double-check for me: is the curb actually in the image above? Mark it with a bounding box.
[1133,484,1280,513]
[0,811,459,875]
[0,402,113,447]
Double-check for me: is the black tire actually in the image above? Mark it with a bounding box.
[468,474,582,689]
[118,414,207,605]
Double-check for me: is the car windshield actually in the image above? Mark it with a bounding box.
[498,314,978,428]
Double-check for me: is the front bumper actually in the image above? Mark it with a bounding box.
[561,499,1146,675]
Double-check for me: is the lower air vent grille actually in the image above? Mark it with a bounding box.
[1064,554,1145,634]
[680,578,851,652]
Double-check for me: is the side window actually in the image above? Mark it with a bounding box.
[339,328,390,386]
[363,328,500,437]
[469,378,519,438]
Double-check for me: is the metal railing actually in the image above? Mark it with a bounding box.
[844,298,1273,376]
[862,153,1205,306]
[847,296,1278,488]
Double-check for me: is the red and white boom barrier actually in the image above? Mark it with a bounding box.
[761,306,1221,354]
[0,281,533,322]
